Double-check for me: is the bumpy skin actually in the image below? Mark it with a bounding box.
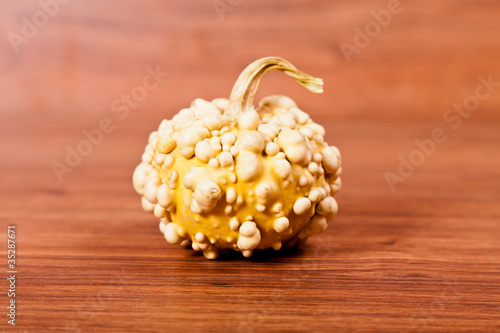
[133,95,341,259]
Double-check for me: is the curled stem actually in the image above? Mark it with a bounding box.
[226,57,323,118]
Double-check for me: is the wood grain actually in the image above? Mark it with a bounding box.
[1,0,500,332]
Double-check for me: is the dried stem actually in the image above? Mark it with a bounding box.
[226,57,323,118]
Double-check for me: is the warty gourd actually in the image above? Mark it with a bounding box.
[133,57,341,259]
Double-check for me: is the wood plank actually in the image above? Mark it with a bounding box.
[1,0,500,331]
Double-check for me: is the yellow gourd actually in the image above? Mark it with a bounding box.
[133,57,341,259]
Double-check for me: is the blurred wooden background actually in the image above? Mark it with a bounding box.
[1,0,499,332]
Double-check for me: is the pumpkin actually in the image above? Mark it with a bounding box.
[133,57,341,259]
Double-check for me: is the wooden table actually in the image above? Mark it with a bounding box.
[1,1,499,332]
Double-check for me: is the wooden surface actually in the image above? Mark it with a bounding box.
[1,1,500,332]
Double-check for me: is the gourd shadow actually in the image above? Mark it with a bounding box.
[188,246,306,262]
